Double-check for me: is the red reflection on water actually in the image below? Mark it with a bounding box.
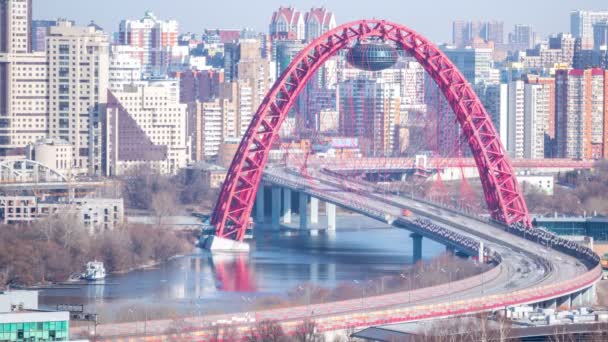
[212,253,256,292]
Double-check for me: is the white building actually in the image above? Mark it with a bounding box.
[109,46,142,92]
[518,174,554,195]
[106,80,190,175]
[197,99,226,160]
[0,195,124,232]
[117,11,179,76]
[0,0,49,157]
[47,20,110,175]
[507,80,525,158]
[523,83,549,159]
[26,138,73,177]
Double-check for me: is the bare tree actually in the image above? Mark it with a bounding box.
[151,190,178,225]
[294,319,324,342]
[246,320,285,342]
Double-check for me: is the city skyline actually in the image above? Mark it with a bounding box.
[36,0,606,42]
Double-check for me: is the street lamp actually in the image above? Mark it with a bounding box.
[128,308,137,335]
[352,280,365,310]
[440,268,450,309]
[401,273,420,304]
[241,296,251,321]
[298,285,311,315]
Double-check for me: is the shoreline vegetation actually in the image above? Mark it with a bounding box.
[0,215,197,290]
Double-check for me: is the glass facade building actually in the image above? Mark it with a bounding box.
[0,320,69,341]
[534,216,608,241]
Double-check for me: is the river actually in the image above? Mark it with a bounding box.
[39,215,444,323]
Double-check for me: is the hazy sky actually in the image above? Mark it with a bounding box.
[35,0,607,43]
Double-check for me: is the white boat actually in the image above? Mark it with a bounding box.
[81,261,106,281]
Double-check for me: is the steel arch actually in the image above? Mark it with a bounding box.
[212,20,531,241]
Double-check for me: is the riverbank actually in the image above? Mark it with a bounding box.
[0,220,196,290]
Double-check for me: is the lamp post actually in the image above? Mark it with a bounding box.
[353,280,364,310]
[298,285,311,316]
[128,308,137,335]
[401,273,420,304]
[241,295,255,322]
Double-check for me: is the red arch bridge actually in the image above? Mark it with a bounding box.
[99,19,600,341]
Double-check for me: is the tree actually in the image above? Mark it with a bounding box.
[294,319,324,342]
[246,320,285,342]
[151,191,178,225]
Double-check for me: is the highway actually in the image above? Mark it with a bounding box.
[78,166,600,341]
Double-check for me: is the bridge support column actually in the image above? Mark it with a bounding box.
[478,241,484,263]
[255,185,265,223]
[326,203,336,231]
[271,186,281,229]
[310,197,319,224]
[583,285,596,306]
[571,291,583,308]
[299,192,308,230]
[557,295,571,310]
[544,299,557,309]
[411,233,423,263]
[282,188,292,224]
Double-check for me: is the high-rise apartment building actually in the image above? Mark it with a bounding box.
[0,0,49,157]
[442,46,494,85]
[0,0,32,53]
[31,20,61,52]
[304,7,336,42]
[571,10,608,49]
[339,78,401,156]
[507,81,525,158]
[274,39,306,76]
[508,24,536,51]
[177,69,224,104]
[269,7,305,41]
[555,69,608,160]
[117,11,178,76]
[523,83,549,159]
[108,48,142,92]
[0,51,48,156]
[220,80,254,138]
[594,20,608,50]
[525,75,556,158]
[191,99,233,161]
[47,21,109,175]
[235,39,270,112]
[477,82,508,146]
[452,20,504,47]
[520,33,576,70]
[105,80,190,175]
[502,79,551,159]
